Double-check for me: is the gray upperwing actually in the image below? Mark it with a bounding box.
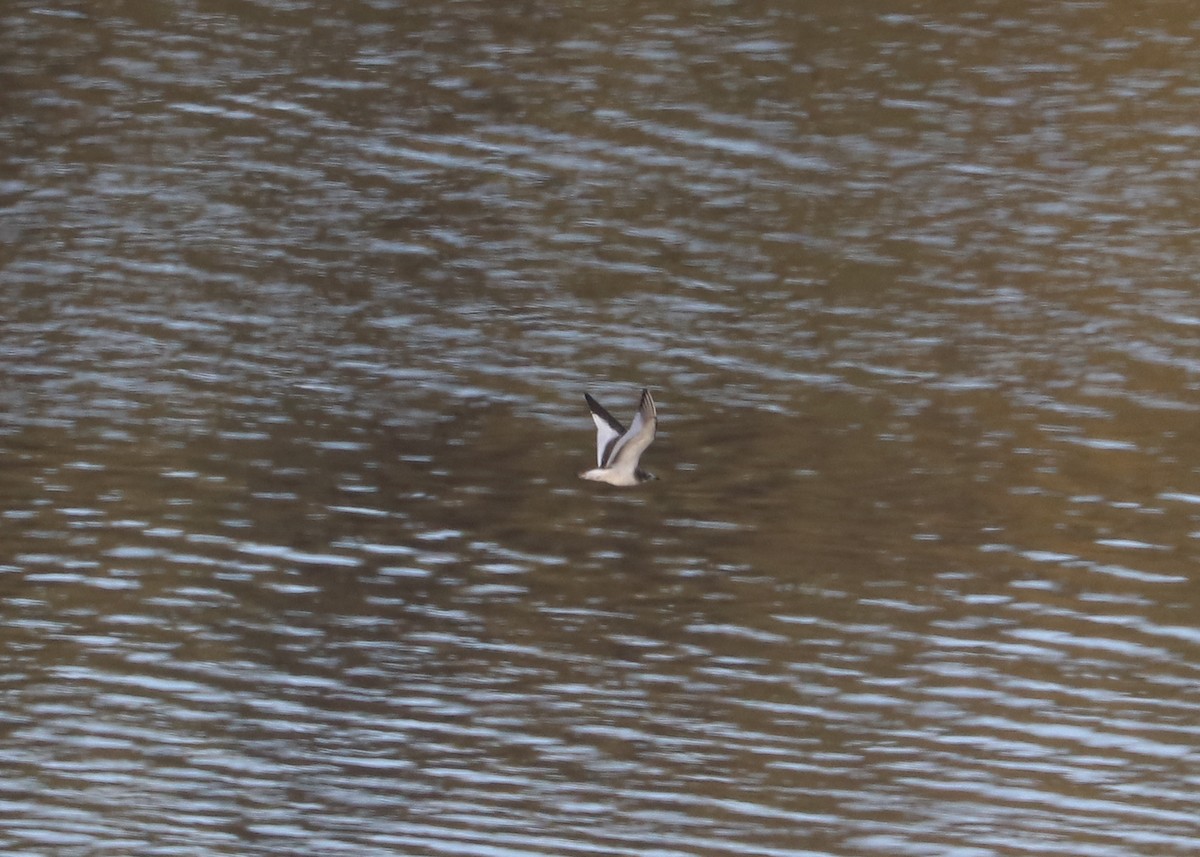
[607,388,656,474]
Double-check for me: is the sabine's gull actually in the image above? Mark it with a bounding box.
[579,387,657,486]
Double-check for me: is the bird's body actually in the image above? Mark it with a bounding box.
[579,388,657,486]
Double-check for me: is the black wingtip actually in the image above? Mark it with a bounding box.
[638,387,656,417]
[585,392,626,434]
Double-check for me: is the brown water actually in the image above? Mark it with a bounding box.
[3,2,1199,855]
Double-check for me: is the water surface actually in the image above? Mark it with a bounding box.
[3,2,1199,855]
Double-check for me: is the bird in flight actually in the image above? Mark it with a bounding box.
[579,388,657,486]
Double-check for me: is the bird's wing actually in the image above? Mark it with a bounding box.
[606,388,656,475]
[585,392,626,468]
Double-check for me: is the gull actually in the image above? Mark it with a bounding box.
[579,387,657,486]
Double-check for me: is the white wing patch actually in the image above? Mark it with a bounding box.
[585,393,627,468]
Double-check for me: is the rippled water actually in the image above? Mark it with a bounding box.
[3,1,1199,855]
